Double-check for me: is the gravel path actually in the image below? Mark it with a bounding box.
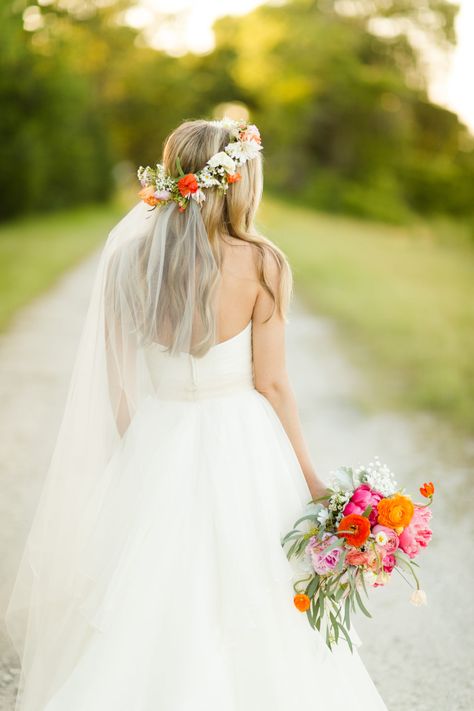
[0,251,473,710]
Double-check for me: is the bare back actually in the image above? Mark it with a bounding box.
[215,234,288,406]
[215,237,261,343]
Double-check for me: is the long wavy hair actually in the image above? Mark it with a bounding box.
[161,119,293,330]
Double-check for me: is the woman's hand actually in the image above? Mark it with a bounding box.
[307,478,331,506]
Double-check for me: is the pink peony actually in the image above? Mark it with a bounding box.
[306,533,342,575]
[372,524,399,554]
[382,553,396,573]
[343,484,383,526]
[399,505,433,559]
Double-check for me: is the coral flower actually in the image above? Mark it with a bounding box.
[138,185,159,206]
[294,593,311,612]
[177,173,199,197]
[227,172,241,183]
[337,514,371,547]
[345,548,371,566]
[377,494,414,531]
[420,481,435,498]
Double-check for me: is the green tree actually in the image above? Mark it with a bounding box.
[0,0,119,218]
[207,0,474,221]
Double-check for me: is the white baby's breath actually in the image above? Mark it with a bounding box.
[330,459,397,497]
[209,117,241,138]
[363,457,398,496]
[198,167,222,188]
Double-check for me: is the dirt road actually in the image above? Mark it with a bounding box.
[0,251,472,710]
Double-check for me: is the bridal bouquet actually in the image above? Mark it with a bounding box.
[282,458,434,652]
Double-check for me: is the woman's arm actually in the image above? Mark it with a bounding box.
[252,251,329,501]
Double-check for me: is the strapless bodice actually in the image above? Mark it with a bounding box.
[143,320,255,400]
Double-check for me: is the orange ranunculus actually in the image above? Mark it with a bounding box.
[293,593,311,612]
[227,172,241,184]
[138,186,159,206]
[420,481,435,498]
[337,514,371,547]
[377,494,414,530]
[177,173,199,196]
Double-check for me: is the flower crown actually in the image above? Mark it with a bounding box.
[137,117,263,212]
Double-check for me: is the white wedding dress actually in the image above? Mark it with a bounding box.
[31,317,388,711]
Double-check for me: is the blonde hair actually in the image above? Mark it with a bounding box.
[162,119,293,326]
[109,119,295,359]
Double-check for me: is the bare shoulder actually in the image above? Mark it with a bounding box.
[220,236,261,283]
[222,235,284,277]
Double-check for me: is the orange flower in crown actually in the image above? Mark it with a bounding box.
[227,172,241,184]
[138,185,160,206]
[177,173,199,197]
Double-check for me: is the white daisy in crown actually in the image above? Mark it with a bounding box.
[207,151,237,174]
[225,139,262,164]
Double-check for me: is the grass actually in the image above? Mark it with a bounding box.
[258,196,474,433]
[0,197,126,331]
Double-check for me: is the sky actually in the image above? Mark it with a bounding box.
[126,0,474,132]
[429,0,474,132]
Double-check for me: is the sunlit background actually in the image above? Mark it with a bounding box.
[1,0,473,433]
[127,0,474,133]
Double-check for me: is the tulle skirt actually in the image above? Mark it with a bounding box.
[39,388,388,711]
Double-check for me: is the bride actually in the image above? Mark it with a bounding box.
[5,117,388,710]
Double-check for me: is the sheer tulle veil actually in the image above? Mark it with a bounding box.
[4,197,221,708]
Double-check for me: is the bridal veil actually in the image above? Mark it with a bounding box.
[5,198,221,708]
